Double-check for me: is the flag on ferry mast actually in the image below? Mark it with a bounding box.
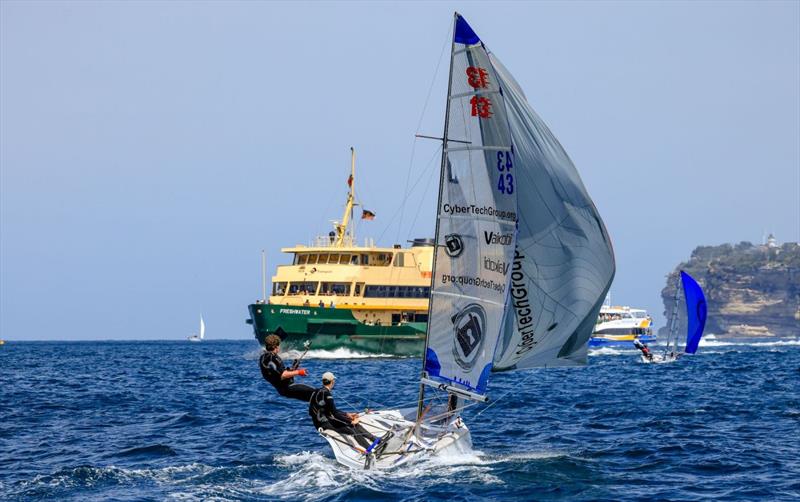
[361,209,375,220]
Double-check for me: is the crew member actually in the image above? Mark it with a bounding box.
[259,334,315,402]
[633,339,654,361]
[309,372,380,451]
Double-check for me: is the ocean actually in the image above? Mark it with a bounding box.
[1,337,798,501]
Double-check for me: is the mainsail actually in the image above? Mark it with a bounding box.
[680,271,706,354]
[422,14,615,400]
[422,15,517,397]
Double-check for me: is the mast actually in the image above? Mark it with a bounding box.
[664,273,681,356]
[261,249,267,302]
[334,147,356,247]
[416,12,459,422]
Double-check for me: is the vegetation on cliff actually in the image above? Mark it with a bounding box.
[660,241,800,338]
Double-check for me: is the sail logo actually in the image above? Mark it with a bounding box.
[451,304,486,371]
[444,234,464,258]
[483,257,509,275]
[483,231,512,246]
[510,249,537,356]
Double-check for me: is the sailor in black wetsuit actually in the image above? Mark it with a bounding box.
[309,372,379,451]
[633,339,654,361]
[259,334,315,402]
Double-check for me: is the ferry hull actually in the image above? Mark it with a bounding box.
[588,333,657,347]
[247,304,425,356]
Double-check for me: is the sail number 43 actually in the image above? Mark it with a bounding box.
[496,151,514,195]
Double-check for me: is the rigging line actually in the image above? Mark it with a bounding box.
[406,152,439,240]
[375,145,442,243]
[473,373,537,419]
[395,20,452,245]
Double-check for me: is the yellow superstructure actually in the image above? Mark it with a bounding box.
[265,148,434,327]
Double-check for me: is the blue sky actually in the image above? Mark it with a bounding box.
[2,1,798,340]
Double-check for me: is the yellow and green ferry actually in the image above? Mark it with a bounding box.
[246,149,433,355]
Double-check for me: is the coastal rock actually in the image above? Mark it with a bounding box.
[660,240,800,338]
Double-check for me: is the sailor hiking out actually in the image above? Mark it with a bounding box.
[633,339,654,362]
[259,334,314,402]
[309,372,383,453]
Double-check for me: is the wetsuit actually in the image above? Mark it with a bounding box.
[634,340,654,361]
[309,386,376,449]
[259,351,315,402]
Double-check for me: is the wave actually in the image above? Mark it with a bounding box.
[281,348,403,360]
[699,338,800,348]
[588,347,637,357]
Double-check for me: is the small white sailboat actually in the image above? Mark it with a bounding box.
[318,13,615,470]
[188,316,205,342]
[640,271,707,364]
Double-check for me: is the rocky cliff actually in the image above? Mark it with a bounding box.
[660,241,800,338]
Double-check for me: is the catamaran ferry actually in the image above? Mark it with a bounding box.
[588,305,656,347]
[246,149,433,355]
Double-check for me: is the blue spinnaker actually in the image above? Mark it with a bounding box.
[681,271,707,354]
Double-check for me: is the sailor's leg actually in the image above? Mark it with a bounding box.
[283,383,316,402]
[332,423,374,449]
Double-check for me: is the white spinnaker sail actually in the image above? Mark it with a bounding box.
[200,316,205,340]
[489,54,616,371]
[423,15,518,396]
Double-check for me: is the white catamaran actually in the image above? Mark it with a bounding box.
[188,316,205,342]
[319,13,616,470]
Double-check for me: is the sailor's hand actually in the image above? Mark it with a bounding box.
[351,416,360,425]
[296,368,308,377]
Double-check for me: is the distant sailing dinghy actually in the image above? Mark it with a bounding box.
[318,13,615,470]
[188,316,205,342]
[642,271,707,364]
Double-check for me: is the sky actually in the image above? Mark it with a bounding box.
[1,1,798,341]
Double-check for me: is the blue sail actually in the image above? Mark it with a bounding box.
[681,271,707,354]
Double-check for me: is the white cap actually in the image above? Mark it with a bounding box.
[322,371,335,384]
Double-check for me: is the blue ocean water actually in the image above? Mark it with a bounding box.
[1,338,798,501]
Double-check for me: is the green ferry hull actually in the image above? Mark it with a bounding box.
[247,304,425,356]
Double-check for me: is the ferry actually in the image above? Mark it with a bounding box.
[588,305,656,347]
[246,149,433,355]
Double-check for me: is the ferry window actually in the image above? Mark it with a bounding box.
[394,253,404,267]
[328,254,340,264]
[316,254,328,264]
[297,255,308,265]
[339,254,350,264]
[360,254,369,265]
[415,314,429,322]
[272,282,288,295]
[354,283,363,296]
[363,285,429,298]
[307,254,318,265]
[289,282,319,295]
[320,282,351,296]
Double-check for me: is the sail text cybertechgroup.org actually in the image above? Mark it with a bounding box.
[442,203,517,222]
[440,274,506,293]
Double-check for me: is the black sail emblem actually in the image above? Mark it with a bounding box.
[451,304,486,370]
[444,234,464,258]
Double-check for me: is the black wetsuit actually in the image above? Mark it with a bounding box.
[259,351,315,402]
[309,386,376,449]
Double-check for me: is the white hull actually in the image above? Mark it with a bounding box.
[188,336,202,342]
[641,352,681,364]
[320,407,471,470]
